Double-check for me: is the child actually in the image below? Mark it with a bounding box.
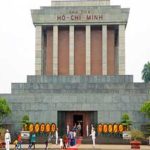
[13,139,18,150]
[63,135,67,149]
[17,133,22,149]
[59,137,63,149]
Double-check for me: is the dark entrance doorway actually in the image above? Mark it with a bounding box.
[58,111,97,137]
[73,115,83,136]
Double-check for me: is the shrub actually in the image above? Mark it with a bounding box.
[131,129,144,141]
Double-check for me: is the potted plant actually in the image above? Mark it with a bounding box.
[121,113,132,131]
[21,114,30,131]
[130,129,144,149]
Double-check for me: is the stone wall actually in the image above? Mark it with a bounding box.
[0,75,150,131]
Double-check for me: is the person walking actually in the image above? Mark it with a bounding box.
[90,128,96,148]
[28,132,36,149]
[17,133,22,149]
[5,129,11,150]
[45,132,53,150]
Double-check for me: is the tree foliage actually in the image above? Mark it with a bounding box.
[142,61,150,83]
[140,100,150,119]
[0,97,11,123]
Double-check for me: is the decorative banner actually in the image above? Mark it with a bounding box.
[113,124,118,133]
[40,123,45,132]
[97,124,103,133]
[51,123,56,133]
[34,123,40,133]
[45,123,51,133]
[108,124,113,133]
[29,123,34,133]
[118,124,124,133]
[103,124,108,133]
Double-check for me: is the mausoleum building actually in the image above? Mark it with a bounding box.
[0,0,150,136]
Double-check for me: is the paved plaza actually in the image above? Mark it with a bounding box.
[7,144,150,150]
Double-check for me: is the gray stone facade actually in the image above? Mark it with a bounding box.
[31,5,129,25]
[0,1,149,134]
[1,75,150,130]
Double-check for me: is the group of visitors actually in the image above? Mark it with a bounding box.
[4,123,96,150]
[59,127,78,149]
[5,129,36,150]
[59,122,96,149]
[48,122,81,149]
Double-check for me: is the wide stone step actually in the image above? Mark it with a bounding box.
[4,144,150,150]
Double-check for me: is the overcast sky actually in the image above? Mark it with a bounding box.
[0,0,150,93]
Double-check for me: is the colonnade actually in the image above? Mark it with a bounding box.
[35,24,125,75]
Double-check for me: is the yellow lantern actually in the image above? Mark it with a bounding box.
[34,123,40,133]
[40,123,45,132]
[113,124,118,133]
[45,123,51,133]
[118,124,124,133]
[97,124,103,133]
[29,123,34,133]
[51,123,56,133]
[108,124,113,133]
[103,124,108,133]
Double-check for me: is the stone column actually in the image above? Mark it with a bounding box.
[69,26,74,75]
[35,26,43,75]
[86,25,91,75]
[118,25,125,75]
[53,25,58,75]
[102,25,107,75]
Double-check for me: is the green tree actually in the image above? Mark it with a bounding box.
[121,113,132,130]
[140,100,150,119]
[0,97,11,124]
[142,61,150,83]
[21,114,30,130]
